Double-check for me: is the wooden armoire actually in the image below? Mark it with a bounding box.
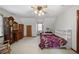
[12,21,19,41]
[3,16,24,44]
[19,24,24,39]
[3,16,14,44]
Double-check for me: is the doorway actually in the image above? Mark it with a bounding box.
[26,25,32,37]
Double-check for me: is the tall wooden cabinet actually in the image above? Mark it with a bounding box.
[12,21,19,41]
[3,16,24,44]
[19,24,24,39]
[3,16,14,44]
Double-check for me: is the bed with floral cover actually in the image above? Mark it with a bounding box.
[39,32,67,49]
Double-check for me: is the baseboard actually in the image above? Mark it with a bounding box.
[24,36,37,37]
[32,36,37,37]
[71,48,78,54]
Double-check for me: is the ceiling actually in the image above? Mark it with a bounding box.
[0,5,72,18]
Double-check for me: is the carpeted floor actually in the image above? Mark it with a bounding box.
[11,36,76,54]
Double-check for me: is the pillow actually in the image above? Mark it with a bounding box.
[41,32,53,36]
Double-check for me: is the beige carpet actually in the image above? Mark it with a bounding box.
[11,36,76,54]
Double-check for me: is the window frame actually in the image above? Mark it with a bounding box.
[37,23,43,32]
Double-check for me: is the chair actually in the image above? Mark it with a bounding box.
[0,40,11,54]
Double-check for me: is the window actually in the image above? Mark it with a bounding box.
[37,23,43,31]
[0,15,3,36]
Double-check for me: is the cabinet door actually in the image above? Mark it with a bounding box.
[19,24,24,39]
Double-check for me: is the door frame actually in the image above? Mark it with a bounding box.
[26,25,32,37]
[77,10,79,53]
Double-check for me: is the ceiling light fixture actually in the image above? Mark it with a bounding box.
[32,5,47,16]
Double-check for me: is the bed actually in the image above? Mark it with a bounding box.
[39,32,67,49]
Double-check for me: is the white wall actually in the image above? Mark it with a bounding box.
[55,6,79,51]
[17,18,55,36]
[43,18,55,33]
[36,18,55,34]
[0,8,15,17]
[17,18,37,36]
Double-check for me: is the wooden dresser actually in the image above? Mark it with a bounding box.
[3,16,24,44]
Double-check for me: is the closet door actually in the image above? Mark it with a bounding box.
[26,25,32,37]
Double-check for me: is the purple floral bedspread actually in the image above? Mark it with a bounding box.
[39,32,67,49]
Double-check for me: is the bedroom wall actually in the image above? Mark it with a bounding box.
[37,18,55,33]
[0,8,16,17]
[0,8,13,43]
[43,18,55,33]
[16,18,37,36]
[55,6,79,51]
[17,17,55,36]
